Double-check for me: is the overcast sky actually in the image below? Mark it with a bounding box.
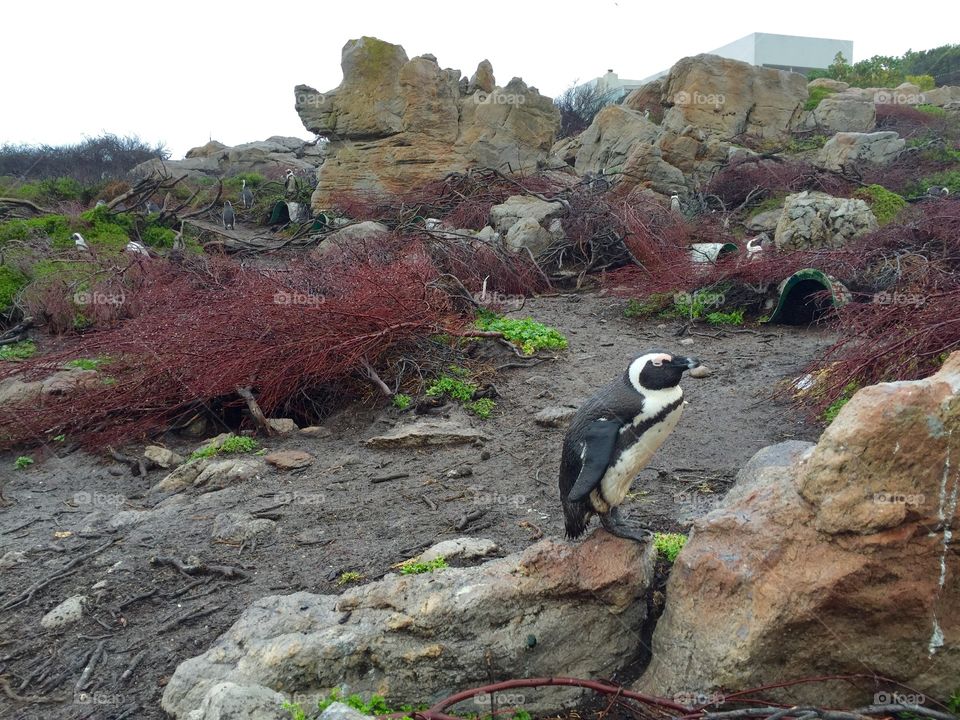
[3,0,957,159]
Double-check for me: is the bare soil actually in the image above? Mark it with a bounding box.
[0,292,836,720]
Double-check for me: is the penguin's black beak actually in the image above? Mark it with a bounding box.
[670,356,700,371]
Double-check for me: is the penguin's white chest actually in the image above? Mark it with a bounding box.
[598,388,684,510]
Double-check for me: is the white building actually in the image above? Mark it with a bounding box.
[583,69,647,102]
[634,32,854,83]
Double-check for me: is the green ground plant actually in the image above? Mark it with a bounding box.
[854,185,908,225]
[392,393,412,410]
[398,557,448,575]
[705,309,745,326]
[189,434,259,461]
[803,87,837,111]
[14,456,34,470]
[654,532,687,562]
[475,310,568,355]
[0,341,37,361]
[336,571,364,586]
[823,382,860,423]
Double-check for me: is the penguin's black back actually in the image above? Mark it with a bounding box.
[558,372,643,538]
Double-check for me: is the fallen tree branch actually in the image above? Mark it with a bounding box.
[236,386,273,436]
[149,556,249,579]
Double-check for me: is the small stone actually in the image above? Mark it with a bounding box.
[145,445,184,469]
[366,420,487,448]
[265,450,314,470]
[534,406,577,428]
[41,595,87,630]
[0,550,27,570]
[212,513,276,543]
[689,365,713,379]
[320,702,371,720]
[446,466,473,478]
[679,337,695,346]
[266,418,299,435]
[300,426,332,438]
[420,538,499,563]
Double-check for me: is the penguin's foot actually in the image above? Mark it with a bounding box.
[600,508,654,543]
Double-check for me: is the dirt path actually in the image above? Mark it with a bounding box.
[0,292,836,719]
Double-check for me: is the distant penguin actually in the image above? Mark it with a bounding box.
[95,200,107,208]
[928,186,950,197]
[559,351,700,542]
[240,179,254,209]
[72,232,90,251]
[425,218,443,231]
[643,109,651,120]
[223,201,235,230]
[284,169,296,197]
[125,240,149,256]
[746,233,767,259]
[145,200,161,214]
[670,195,682,214]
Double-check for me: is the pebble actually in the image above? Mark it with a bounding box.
[40,595,87,630]
[689,365,713,379]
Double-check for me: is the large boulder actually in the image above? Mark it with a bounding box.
[810,94,876,133]
[296,38,559,208]
[574,106,685,195]
[815,131,905,172]
[774,190,877,251]
[638,353,960,705]
[660,54,808,140]
[161,532,656,718]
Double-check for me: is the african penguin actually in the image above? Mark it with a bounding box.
[559,350,700,542]
[125,240,149,256]
[284,170,296,197]
[240,179,254,209]
[72,232,90,251]
[222,201,235,230]
[670,195,682,214]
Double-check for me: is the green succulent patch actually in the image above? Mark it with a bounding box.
[653,532,687,562]
[475,310,568,355]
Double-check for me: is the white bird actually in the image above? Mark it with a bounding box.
[240,179,254,209]
[746,233,767,259]
[72,232,90,251]
[284,170,297,197]
[670,195,682,214]
[95,200,107,208]
[125,240,149,256]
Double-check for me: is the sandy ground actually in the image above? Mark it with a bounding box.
[0,292,836,720]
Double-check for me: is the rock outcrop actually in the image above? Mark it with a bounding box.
[161,532,656,718]
[815,130,905,172]
[295,37,560,208]
[638,354,960,705]
[132,136,324,180]
[660,54,808,140]
[774,191,877,251]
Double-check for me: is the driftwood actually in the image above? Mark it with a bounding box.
[0,197,53,219]
[236,386,273,436]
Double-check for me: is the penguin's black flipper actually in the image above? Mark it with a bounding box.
[567,419,621,502]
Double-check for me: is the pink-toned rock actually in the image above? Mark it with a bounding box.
[264,450,314,470]
[638,353,960,705]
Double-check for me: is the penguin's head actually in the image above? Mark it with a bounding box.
[628,351,700,392]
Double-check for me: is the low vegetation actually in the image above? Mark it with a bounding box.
[426,367,496,419]
[803,86,837,112]
[853,185,907,225]
[14,455,33,470]
[398,557,448,575]
[475,311,568,355]
[654,532,687,562]
[0,341,37,361]
[189,434,259,461]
